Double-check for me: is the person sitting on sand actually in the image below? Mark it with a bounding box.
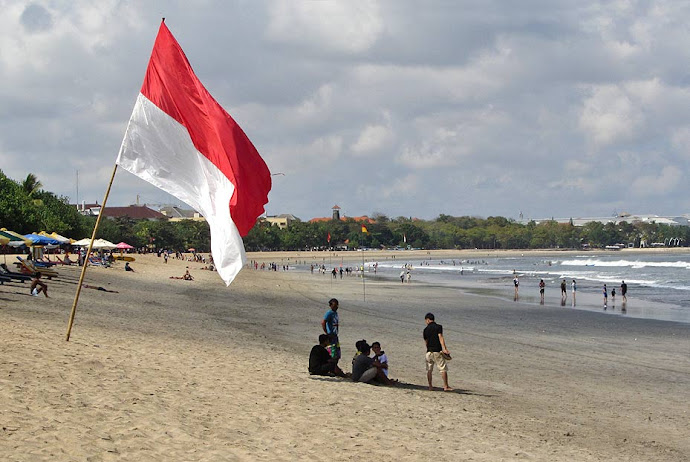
[351,343,395,385]
[170,268,194,280]
[352,339,368,368]
[63,253,74,265]
[371,341,389,377]
[125,262,134,272]
[30,272,48,298]
[309,334,346,377]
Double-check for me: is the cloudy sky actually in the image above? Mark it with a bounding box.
[2,1,690,222]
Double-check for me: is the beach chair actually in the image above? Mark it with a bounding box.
[88,257,111,268]
[16,257,59,279]
[0,274,11,284]
[0,263,32,283]
[52,255,73,266]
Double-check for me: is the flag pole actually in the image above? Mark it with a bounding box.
[361,228,366,302]
[65,163,119,341]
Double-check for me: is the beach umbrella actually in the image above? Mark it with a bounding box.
[0,235,8,246]
[0,229,32,246]
[115,242,134,249]
[72,238,92,246]
[24,233,60,245]
[40,231,72,244]
[92,239,117,250]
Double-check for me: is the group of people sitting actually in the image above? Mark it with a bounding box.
[309,334,396,386]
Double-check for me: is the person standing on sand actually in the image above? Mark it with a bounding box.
[513,276,519,299]
[603,284,608,308]
[539,279,545,304]
[621,280,627,302]
[560,279,567,300]
[571,279,577,305]
[423,313,452,391]
[321,298,341,369]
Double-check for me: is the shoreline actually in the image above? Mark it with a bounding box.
[1,254,688,460]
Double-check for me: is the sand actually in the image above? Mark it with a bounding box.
[1,251,688,461]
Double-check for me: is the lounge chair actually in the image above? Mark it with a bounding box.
[0,263,32,282]
[0,274,11,284]
[15,257,59,279]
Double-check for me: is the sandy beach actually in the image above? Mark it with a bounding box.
[1,251,688,461]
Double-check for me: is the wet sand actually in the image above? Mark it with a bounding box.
[0,252,688,460]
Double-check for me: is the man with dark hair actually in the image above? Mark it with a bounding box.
[321,298,341,368]
[30,272,49,298]
[423,313,452,391]
[621,280,628,302]
[351,342,395,385]
[309,334,345,376]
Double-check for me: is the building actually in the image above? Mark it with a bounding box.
[309,205,375,224]
[264,214,298,229]
[518,212,690,227]
[159,205,206,222]
[99,205,167,221]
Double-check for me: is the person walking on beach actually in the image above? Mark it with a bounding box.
[321,298,341,369]
[539,279,545,304]
[603,284,608,308]
[513,276,519,299]
[423,313,452,391]
[621,280,627,302]
[560,279,567,301]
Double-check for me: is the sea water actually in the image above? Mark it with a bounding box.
[365,253,690,324]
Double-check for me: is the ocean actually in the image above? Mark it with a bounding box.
[363,252,690,324]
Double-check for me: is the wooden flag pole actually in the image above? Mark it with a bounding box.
[65,164,119,341]
[361,230,366,302]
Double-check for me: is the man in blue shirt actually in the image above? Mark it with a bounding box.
[321,298,341,369]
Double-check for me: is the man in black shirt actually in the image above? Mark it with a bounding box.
[309,334,344,376]
[423,313,452,391]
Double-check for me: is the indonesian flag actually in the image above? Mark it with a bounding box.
[361,224,368,233]
[116,21,271,285]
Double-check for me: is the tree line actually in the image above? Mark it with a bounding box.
[2,170,688,252]
[243,213,689,251]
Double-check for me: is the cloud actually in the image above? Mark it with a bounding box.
[350,113,393,155]
[631,165,682,196]
[266,1,383,54]
[578,84,644,147]
[3,1,690,221]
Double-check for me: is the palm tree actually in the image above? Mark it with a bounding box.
[21,173,43,198]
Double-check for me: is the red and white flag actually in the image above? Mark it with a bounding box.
[117,21,271,285]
